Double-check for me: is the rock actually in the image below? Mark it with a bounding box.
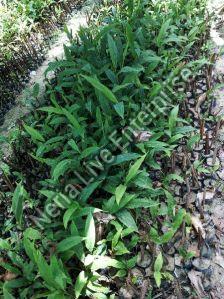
[194,143,204,152]
[219,149,224,162]
[174,254,182,267]
[212,203,224,233]
[206,157,220,167]
[30,70,37,76]
[203,179,216,188]
[188,270,206,297]
[187,242,200,258]
[197,191,215,201]
[183,192,196,204]
[189,98,195,105]
[136,251,152,268]
[130,268,144,286]
[196,88,203,95]
[165,255,175,272]
[201,244,212,259]
[203,277,212,291]
[187,92,192,98]
[217,169,224,180]
[119,287,134,299]
[174,267,186,281]
[201,85,207,91]
[167,246,175,255]
[145,267,153,277]
[192,258,211,272]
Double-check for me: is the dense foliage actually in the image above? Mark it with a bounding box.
[0,0,81,121]
[0,0,211,298]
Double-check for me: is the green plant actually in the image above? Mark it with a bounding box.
[0,0,211,297]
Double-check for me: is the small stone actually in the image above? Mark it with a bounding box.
[203,179,216,188]
[197,191,215,201]
[192,258,211,272]
[174,267,186,281]
[219,150,224,162]
[165,255,175,272]
[217,170,224,180]
[196,88,203,95]
[200,244,212,259]
[130,268,144,286]
[203,278,212,291]
[174,254,182,267]
[183,192,196,204]
[174,185,182,196]
[137,251,152,268]
[119,287,134,299]
[189,98,195,105]
[187,92,192,98]
[167,246,175,255]
[194,143,204,152]
[145,267,153,277]
[30,71,37,76]
[206,157,220,167]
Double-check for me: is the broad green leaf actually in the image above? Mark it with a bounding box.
[126,198,159,209]
[12,182,26,225]
[85,212,95,252]
[57,236,83,253]
[0,238,11,250]
[169,105,179,132]
[63,204,78,229]
[150,227,175,244]
[82,75,118,104]
[68,139,80,153]
[115,184,127,205]
[38,106,63,114]
[74,271,88,298]
[154,252,163,287]
[107,34,118,69]
[165,173,184,184]
[187,134,200,150]
[126,154,146,184]
[154,271,162,288]
[154,252,163,272]
[90,256,125,271]
[52,159,72,181]
[23,124,45,142]
[156,19,171,46]
[3,287,15,299]
[23,228,41,240]
[62,108,84,137]
[80,146,99,159]
[80,180,102,203]
[113,102,124,119]
[111,153,140,165]
[173,209,186,230]
[116,209,138,231]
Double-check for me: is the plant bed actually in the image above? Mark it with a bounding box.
[0,0,84,125]
[0,0,222,298]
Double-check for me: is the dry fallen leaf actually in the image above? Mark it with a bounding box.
[187,241,201,258]
[4,271,17,281]
[188,270,206,298]
[196,93,207,112]
[133,130,152,142]
[214,254,224,269]
[94,212,115,224]
[211,202,224,233]
[197,191,215,201]
[191,215,206,239]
